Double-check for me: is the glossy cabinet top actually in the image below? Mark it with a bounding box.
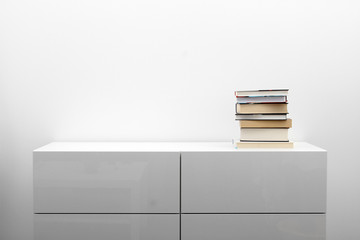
[34,142,326,153]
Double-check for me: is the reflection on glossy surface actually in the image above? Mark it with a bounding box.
[182,214,325,240]
[35,214,179,240]
[34,152,180,213]
[182,152,326,213]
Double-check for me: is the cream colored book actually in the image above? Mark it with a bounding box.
[240,128,288,141]
[235,141,294,148]
[240,119,292,128]
[236,103,288,114]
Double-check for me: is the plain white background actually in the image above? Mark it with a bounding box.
[1,0,359,239]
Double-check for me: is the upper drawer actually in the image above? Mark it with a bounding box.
[34,152,179,213]
[182,152,326,213]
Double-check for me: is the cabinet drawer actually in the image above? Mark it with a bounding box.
[182,152,326,213]
[34,214,179,240]
[182,214,325,240]
[34,152,179,213]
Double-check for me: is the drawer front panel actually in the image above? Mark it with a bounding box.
[34,152,179,213]
[182,152,326,213]
[182,214,325,240]
[34,214,179,240]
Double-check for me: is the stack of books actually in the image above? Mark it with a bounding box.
[234,89,293,148]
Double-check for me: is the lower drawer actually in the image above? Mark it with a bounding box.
[181,214,325,240]
[34,214,179,240]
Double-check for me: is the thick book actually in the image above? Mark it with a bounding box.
[236,96,287,104]
[240,119,292,128]
[235,141,294,148]
[236,103,288,114]
[240,128,289,141]
[235,89,289,97]
[235,114,287,120]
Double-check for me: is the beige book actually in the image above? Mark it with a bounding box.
[240,119,292,128]
[236,103,288,114]
[235,141,294,148]
[240,128,288,141]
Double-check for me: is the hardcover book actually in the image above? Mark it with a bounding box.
[235,114,287,120]
[235,89,289,97]
[235,141,294,148]
[236,103,288,114]
[240,128,289,142]
[240,119,292,128]
[236,96,287,104]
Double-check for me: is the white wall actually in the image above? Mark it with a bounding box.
[1,0,360,239]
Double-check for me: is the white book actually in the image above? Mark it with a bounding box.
[235,114,287,120]
[236,96,287,104]
[235,89,288,97]
[240,128,289,141]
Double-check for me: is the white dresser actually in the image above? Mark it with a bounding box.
[33,142,326,240]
